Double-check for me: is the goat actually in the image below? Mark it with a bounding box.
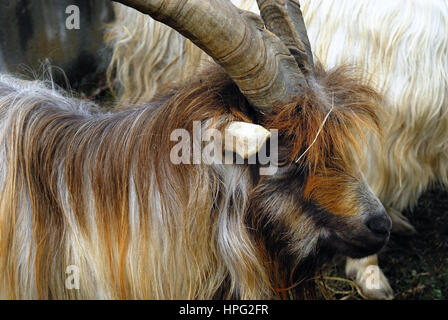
[0,0,390,299]
[105,0,448,299]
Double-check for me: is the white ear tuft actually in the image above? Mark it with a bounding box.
[225,121,271,159]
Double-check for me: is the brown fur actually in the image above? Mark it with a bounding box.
[0,64,382,299]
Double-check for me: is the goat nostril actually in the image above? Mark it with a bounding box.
[366,215,391,236]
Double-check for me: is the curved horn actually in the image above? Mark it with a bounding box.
[112,0,308,112]
[257,0,315,76]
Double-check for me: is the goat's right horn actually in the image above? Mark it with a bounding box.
[112,0,309,112]
[257,0,315,76]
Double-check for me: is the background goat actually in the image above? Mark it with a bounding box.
[0,0,390,299]
[105,0,448,299]
[0,0,114,91]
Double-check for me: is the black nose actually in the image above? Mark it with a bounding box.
[366,212,392,236]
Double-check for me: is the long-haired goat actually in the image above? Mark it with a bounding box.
[0,0,390,299]
[105,0,448,299]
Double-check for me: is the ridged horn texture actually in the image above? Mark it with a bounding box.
[257,0,314,76]
[113,0,308,111]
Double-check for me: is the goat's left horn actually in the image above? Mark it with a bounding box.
[111,0,310,112]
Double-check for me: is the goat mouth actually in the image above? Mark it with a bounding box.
[327,232,390,259]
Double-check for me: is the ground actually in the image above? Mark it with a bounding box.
[320,187,448,300]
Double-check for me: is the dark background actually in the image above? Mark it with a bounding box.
[0,0,114,92]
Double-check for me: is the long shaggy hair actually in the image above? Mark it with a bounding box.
[105,0,448,212]
[0,63,381,299]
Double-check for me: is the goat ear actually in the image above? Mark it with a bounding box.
[225,121,271,159]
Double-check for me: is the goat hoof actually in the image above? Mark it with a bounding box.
[353,265,394,300]
[387,207,417,235]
